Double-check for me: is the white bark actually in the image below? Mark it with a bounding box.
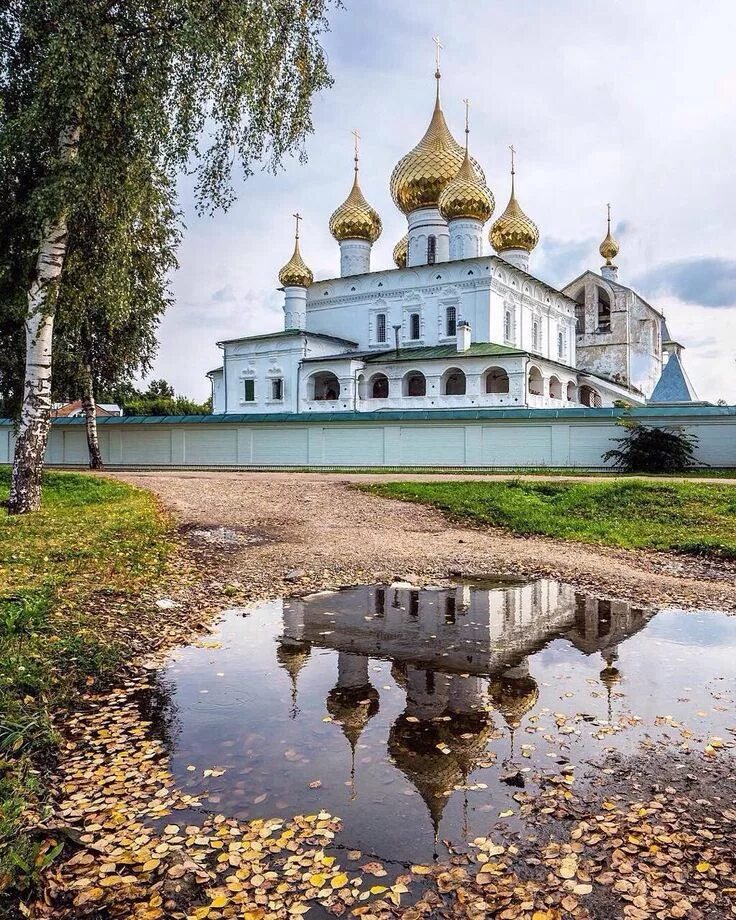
[83,369,103,470]
[8,125,80,514]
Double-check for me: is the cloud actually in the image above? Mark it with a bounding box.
[212,284,236,303]
[635,258,736,308]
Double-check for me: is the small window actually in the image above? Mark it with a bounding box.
[504,310,512,343]
[427,235,436,265]
[557,331,564,359]
[446,305,457,337]
[409,312,420,340]
[532,320,540,352]
[271,378,283,401]
[244,379,255,402]
[376,313,387,343]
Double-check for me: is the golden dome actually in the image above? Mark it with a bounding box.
[438,144,494,223]
[393,234,408,268]
[390,74,485,215]
[599,666,621,689]
[489,153,539,254]
[599,204,619,265]
[329,162,382,243]
[278,216,313,287]
[326,685,380,749]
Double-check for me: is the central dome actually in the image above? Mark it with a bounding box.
[390,76,485,215]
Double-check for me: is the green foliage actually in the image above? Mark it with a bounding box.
[365,479,736,559]
[603,422,699,473]
[0,469,171,895]
[112,378,211,416]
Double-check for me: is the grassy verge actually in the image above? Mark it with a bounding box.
[0,469,171,898]
[364,478,736,558]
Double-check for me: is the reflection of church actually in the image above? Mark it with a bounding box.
[275,582,654,837]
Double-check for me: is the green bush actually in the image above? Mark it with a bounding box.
[603,422,699,473]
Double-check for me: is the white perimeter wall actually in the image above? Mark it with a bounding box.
[2,413,734,468]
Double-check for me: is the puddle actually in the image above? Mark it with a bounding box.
[181,522,268,548]
[148,581,735,866]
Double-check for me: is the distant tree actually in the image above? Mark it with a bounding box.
[603,422,700,473]
[2,0,337,513]
[53,160,180,468]
[118,380,210,417]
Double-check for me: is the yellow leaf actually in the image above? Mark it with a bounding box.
[210,894,229,908]
[309,873,326,888]
[410,864,432,875]
[696,861,711,872]
[331,873,349,889]
[370,886,388,895]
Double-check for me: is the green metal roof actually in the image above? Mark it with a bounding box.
[364,343,524,363]
[217,329,358,348]
[4,405,730,428]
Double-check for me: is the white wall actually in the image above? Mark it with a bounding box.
[3,410,733,469]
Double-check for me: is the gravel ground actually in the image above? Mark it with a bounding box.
[110,470,736,612]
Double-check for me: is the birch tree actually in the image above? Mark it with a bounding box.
[0,0,337,512]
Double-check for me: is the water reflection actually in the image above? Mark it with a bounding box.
[157,581,733,864]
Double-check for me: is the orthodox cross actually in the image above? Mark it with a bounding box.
[509,144,516,175]
[606,202,612,232]
[433,35,443,73]
[352,129,360,171]
[463,98,470,151]
[293,212,302,239]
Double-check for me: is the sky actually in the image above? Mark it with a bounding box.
[154,0,736,403]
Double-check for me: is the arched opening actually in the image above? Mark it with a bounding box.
[311,371,341,401]
[403,371,426,397]
[427,235,437,265]
[574,289,585,334]
[596,287,611,333]
[409,312,421,341]
[580,384,602,408]
[370,373,389,399]
[532,319,541,352]
[485,367,510,394]
[566,381,576,402]
[528,365,543,396]
[549,375,562,399]
[443,368,466,396]
[446,305,457,337]
[504,309,513,343]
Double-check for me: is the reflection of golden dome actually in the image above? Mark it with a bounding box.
[599,205,619,266]
[276,640,311,683]
[388,708,493,830]
[329,169,382,243]
[489,674,539,728]
[326,685,380,748]
[438,150,494,224]
[278,233,313,287]
[390,75,485,215]
[489,162,538,254]
[599,666,621,689]
[393,234,408,269]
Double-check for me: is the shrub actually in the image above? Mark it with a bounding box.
[602,422,699,473]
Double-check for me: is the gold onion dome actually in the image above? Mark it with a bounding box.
[329,156,382,244]
[489,151,539,254]
[599,204,619,265]
[278,216,313,287]
[438,149,495,223]
[393,234,408,268]
[488,673,539,729]
[390,71,485,215]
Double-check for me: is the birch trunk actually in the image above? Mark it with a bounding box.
[8,125,80,515]
[82,370,104,470]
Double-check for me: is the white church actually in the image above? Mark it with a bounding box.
[208,64,698,417]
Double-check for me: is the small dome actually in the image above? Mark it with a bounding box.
[599,206,619,265]
[329,171,382,244]
[490,159,538,255]
[390,75,485,215]
[278,234,313,288]
[488,673,539,728]
[438,150,495,223]
[393,234,408,268]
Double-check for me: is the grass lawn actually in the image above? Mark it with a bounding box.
[364,478,736,558]
[0,469,171,897]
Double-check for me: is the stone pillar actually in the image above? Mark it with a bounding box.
[600,264,619,283]
[407,207,449,267]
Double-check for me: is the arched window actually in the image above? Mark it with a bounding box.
[549,375,562,399]
[311,371,341,401]
[376,313,387,343]
[532,319,541,352]
[404,371,426,397]
[409,312,420,341]
[566,381,576,402]
[504,310,513,343]
[580,384,602,407]
[427,235,437,265]
[528,365,543,396]
[370,373,389,399]
[596,287,611,333]
[574,289,585,334]
[485,367,509,394]
[446,305,457,337]
[557,330,565,359]
[443,368,466,395]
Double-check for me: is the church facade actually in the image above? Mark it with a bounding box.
[208,67,697,417]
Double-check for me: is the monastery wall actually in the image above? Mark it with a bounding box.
[2,408,734,470]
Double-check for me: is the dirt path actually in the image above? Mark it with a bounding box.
[112,470,736,611]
